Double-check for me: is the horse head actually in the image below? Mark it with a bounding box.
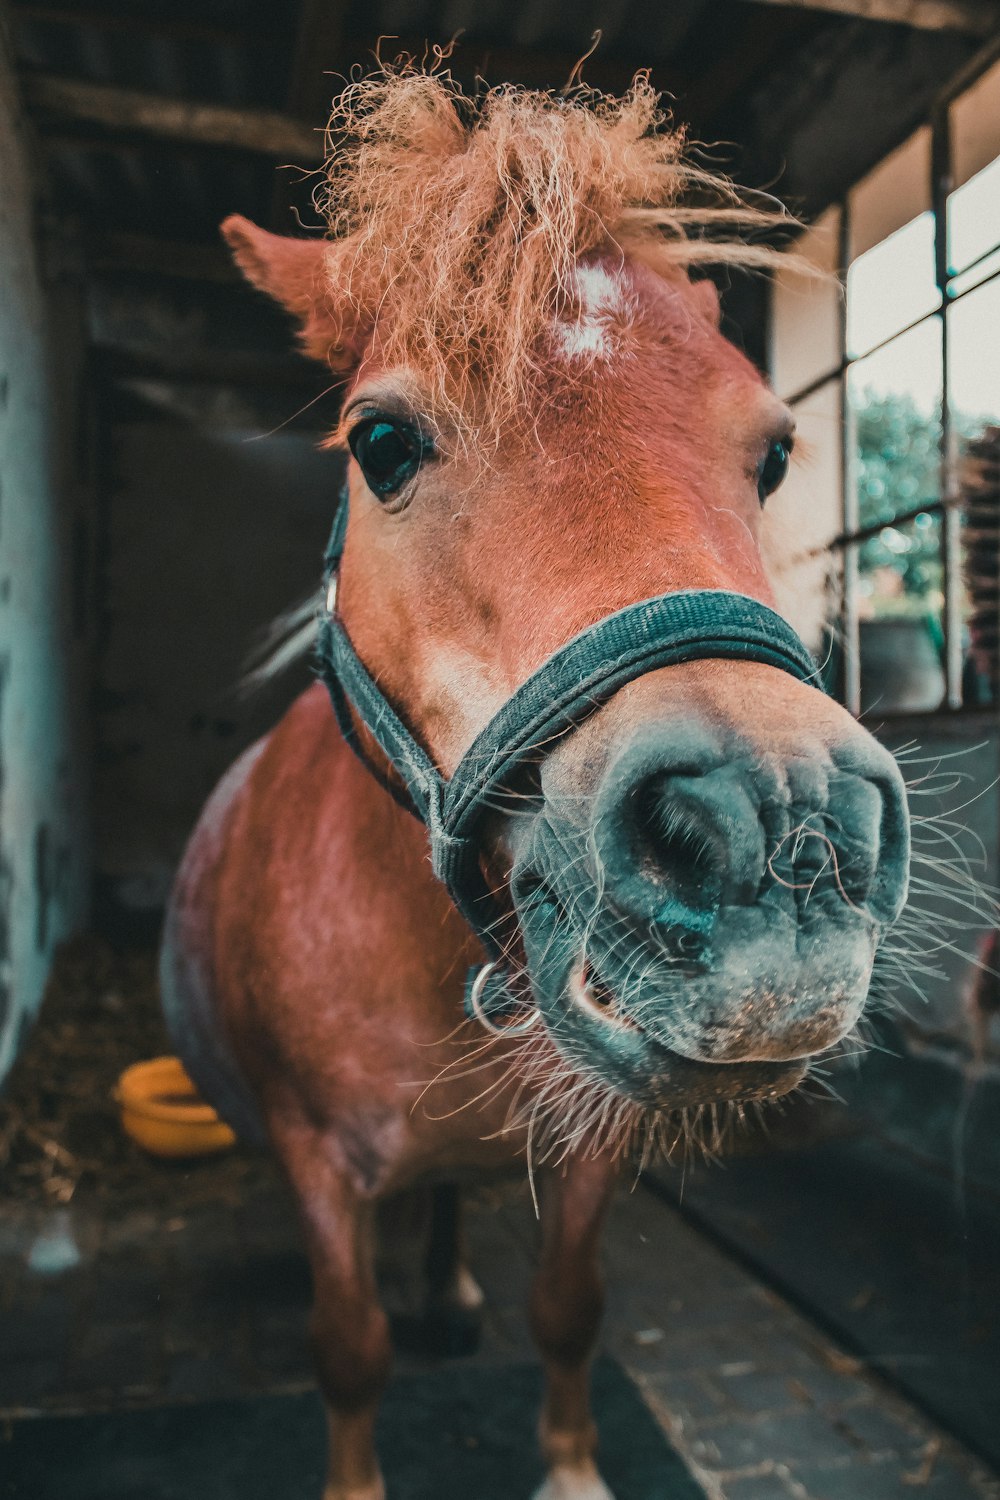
[223,70,909,1130]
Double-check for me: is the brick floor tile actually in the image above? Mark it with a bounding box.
[796,1455,992,1499]
[664,1293,767,1329]
[790,1355,872,1411]
[715,1369,814,1417]
[658,1322,811,1373]
[699,1410,860,1472]
[723,1471,799,1499]
[642,1370,732,1424]
[832,1401,923,1459]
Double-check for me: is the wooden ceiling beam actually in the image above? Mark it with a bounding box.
[9,2,273,45]
[737,0,998,35]
[21,74,325,161]
[338,34,681,97]
[675,9,816,127]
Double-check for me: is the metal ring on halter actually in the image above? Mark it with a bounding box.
[467,961,540,1037]
[325,573,338,616]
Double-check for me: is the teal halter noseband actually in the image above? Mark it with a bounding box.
[316,490,821,1023]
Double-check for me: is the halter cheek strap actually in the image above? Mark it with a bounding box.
[315,491,822,1014]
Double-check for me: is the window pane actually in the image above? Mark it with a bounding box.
[948,154,1000,278]
[770,207,842,399]
[948,277,1000,432]
[857,515,945,715]
[848,317,943,530]
[846,213,937,357]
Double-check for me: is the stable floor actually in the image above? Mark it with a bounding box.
[1,943,998,1500]
[1,1157,998,1500]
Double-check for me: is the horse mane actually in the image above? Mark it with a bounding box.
[316,62,793,443]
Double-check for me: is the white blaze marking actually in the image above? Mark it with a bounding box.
[554,263,629,360]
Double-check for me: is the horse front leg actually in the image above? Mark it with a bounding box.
[530,1154,618,1500]
[281,1130,392,1500]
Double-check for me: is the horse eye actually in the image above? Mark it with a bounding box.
[349,417,424,498]
[757,439,791,505]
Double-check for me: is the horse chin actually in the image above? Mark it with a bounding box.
[509,870,881,1116]
[561,963,808,1108]
[516,891,810,1111]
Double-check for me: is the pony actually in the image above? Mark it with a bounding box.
[161,68,910,1500]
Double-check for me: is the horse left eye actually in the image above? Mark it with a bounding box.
[757,439,791,504]
[349,418,424,498]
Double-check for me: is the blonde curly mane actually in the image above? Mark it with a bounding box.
[315,63,792,441]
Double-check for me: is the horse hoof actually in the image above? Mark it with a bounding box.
[531,1462,616,1500]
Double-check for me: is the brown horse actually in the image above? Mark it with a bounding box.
[161,71,910,1500]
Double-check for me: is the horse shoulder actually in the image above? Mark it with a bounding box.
[163,683,480,1178]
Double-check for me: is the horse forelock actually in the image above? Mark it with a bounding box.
[314,63,795,444]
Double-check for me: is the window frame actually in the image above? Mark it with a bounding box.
[773,38,1000,719]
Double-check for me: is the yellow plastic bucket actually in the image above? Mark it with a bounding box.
[116,1056,237,1158]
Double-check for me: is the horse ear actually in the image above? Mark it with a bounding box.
[220,215,360,369]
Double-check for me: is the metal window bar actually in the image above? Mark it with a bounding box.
[786,56,1000,718]
[777,34,1000,717]
[933,99,964,711]
[838,203,862,717]
[782,255,1000,414]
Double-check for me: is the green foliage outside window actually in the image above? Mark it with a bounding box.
[854,392,986,619]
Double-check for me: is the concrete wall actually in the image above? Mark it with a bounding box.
[0,29,91,1079]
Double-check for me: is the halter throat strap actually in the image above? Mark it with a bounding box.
[316,492,820,956]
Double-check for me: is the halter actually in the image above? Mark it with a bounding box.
[316,488,821,1024]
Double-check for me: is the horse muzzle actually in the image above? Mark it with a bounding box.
[506,711,910,1108]
[318,494,908,1108]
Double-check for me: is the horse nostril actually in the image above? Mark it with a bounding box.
[829,743,911,925]
[630,773,723,920]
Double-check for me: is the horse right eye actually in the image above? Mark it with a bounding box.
[757,438,792,505]
[349,418,425,499]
